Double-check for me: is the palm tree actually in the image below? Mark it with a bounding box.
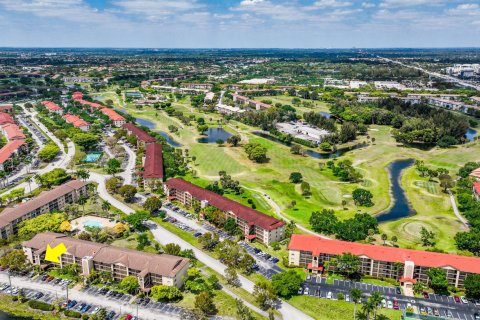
[78,195,88,215]
[361,299,375,320]
[381,233,388,245]
[391,236,398,246]
[34,174,43,187]
[369,291,384,320]
[27,176,34,194]
[350,288,363,320]
[101,200,111,215]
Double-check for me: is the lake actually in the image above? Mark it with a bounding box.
[376,159,416,222]
[0,311,32,320]
[466,128,478,142]
[319,111,332,119]
[252,131,368,159]
[158,132,182,147]
[197,128,233,143]
[135,117,156,129]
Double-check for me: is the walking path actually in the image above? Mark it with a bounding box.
[447,189,469,228]
[242,186,330,239]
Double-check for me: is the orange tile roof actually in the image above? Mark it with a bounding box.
[1,123,25,140]
[288,235,480,274]
[63,114,89,128]
[41,101,62,111]
[0,112,14,125]
[143,143,163,179]
[474,182,480,195]
[100,108,125,121]
[470,168,480,179]
[0,140,25,165]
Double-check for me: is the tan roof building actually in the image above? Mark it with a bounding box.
[0,180,87,239]
[23,233,189,290]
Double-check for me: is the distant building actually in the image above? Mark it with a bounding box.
[100,108,126,127]
[0,112,14,125]
[23,232,189,290]
[217,104,246,115]
[0,104,13,114]
[473,182,480,201]
[204,92,215,102]
[428,98,468,113]
[164,178,285,245]
[288,234,480,289]
[125,91,143,99]
[41,101,63,115]
[181,83,213,90]
[238,78,276,85]
[0,140,26,172]
[374,81,406,90]
[63,114,90,132]
[143,143,164,191]
[0,123,26,141]
[276,122,330,144]
[232,93,272,111]
[122,123,156,147]
[0,180,87,239]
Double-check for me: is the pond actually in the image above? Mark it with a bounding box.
[158,132,182,147]
[466,128,478,142]
[376,159,416,223]
[93,96,104,101]
[319,111,332,119]
[0,311,33,320]
[252,131,368,159]
[197,128,233,144]
[135,117,156,130]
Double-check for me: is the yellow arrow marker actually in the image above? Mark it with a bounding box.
[45,243,67,263]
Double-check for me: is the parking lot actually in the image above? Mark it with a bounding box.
[163,202,283,280]
[302,275,480,320]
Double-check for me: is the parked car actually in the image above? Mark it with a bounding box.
[125,315,133,320]
[381,299,386,308]
[304,287,309,295]
[454,295,461,303]
[474,313,480,320]
[298,287,303,295]
[387,300,393,309]
[327,292,332,299]
[395,287,401,294]
[461,296,468,304]
[422,292,429,299]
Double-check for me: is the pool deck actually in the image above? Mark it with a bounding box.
[70,215,116,232]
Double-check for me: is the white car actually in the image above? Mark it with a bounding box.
[306,275,311,281]
[387,301,393,309]
[345,294,350,302]
[461,296,468,304]
[91,307,100,314]
[381,299,387,308]
[298,287,303,295]
[304,288,309,295]
[327,292,332,299]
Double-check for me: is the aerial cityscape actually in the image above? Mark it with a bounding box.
[0,1,480,320]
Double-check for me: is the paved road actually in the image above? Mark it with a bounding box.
[118,143,136,186]
[0,273,180,320]
[145,221,313,320]
[448,189,470,228]
[379,57,480,91]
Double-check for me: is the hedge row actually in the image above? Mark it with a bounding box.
[28,300,54,311]
[64,309,82,318]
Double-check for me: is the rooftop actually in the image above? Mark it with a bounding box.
[143,143,164,179]
[0,112,14,125]
[0,140,25,165]
[24,232,189,278]
[288,234,480,274]
[0,180,86,228]
[63,114,89,128]
[100,108,125,121]
[41,101,62,111]
[122,123,156,143]
[165,178,285,231]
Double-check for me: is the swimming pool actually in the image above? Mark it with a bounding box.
[84,152,102,163]
[83,220,103,229]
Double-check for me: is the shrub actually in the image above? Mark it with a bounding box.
[337,293,344,300]
[64,309,82,318]
[28,300,54,311]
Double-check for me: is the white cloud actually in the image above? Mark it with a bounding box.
[362,2,376,8]
[311,0,352,8]
[379,0,446,8]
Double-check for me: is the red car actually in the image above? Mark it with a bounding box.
[125,315,133,320]
[393,299,399,310]
[454,295,461,303]
[423,292,430,299]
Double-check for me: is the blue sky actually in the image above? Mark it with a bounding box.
[0,0,479,48]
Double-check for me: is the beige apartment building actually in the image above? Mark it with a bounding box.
[288,235,480,289]
[23,233,189,290]
[0,180,87,239]
[164,178,285,245]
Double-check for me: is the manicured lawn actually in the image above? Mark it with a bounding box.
[0,295,62,319]
[100,89,480,252]
[287,296,402,320]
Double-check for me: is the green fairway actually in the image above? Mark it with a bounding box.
[101,90,480,252]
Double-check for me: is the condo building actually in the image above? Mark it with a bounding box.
[142,143,164,191]
[288,235,480,289]
[164,178,285,245]
[23,233,189,290]
[0,180,87,239]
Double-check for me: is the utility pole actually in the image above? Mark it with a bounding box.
[7,271,12,297]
